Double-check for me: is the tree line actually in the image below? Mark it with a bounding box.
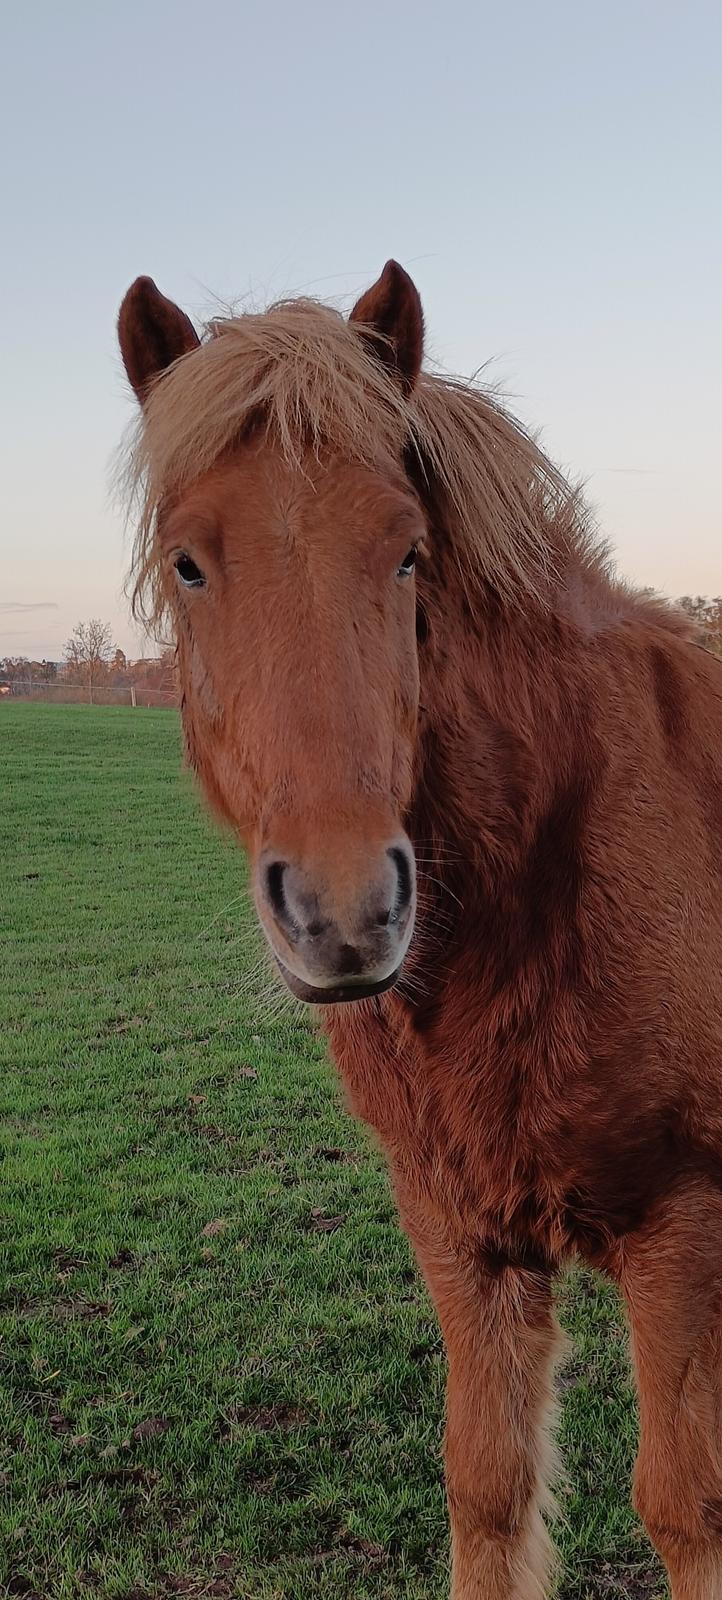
[1,619,176,701]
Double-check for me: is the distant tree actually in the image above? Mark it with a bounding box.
[679,595,707,625]
[109,647,130,687]
[678,596,722,657]
[64,619,115,702]
[29,660,56,683]
[0,656,31,685]
[129,647,177,692]
[708,598,722,656]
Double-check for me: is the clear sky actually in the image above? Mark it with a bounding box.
[2,0,720,661]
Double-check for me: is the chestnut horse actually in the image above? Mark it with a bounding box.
[117,262,722,1600]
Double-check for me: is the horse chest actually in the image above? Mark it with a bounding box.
[403,1087,570,1259]
[327,996,650,1267]
[329,1002,576,1259]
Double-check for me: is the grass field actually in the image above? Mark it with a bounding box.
[0,704,664,1599]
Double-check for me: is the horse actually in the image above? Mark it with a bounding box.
[117,261,722,1600]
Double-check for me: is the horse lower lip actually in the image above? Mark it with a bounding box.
[274,959,401,1005]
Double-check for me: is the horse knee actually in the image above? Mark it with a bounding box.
[633,1461,676,1550]
[633,1457,722,1560]
[445,1439,536,1542]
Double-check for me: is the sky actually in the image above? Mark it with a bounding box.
[2,0,720,661]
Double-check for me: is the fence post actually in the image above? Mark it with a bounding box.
[131,685,136,708]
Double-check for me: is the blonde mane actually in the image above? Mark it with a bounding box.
[120,296,593,628]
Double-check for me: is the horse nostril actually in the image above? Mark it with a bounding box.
[387,846,414,922]
[262,858,325,941]
[264,859,289,923]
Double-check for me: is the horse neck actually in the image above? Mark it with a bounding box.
[410,546,597,901]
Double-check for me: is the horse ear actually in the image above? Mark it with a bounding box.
[349,260,424,396]
[118,276,200,404]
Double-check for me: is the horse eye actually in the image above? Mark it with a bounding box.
[397,547,417,579]
[174,553,206,589]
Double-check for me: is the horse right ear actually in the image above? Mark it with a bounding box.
[349,260,424,397]
[118,276,200,404]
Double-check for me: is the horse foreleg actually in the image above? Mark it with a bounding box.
[402,1209,561,1600]
[619,1181,722,1600]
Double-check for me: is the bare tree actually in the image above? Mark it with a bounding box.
[64,619,115,703]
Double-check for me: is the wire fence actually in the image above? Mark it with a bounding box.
[1,683,178,708]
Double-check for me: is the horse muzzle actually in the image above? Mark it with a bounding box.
[255,832,416,1005]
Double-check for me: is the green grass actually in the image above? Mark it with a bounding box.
[0,704,664,1599]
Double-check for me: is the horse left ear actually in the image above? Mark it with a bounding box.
[118,276,200,404]
[349,260,424,396]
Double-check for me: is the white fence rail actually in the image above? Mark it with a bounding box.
[0,683,178,708]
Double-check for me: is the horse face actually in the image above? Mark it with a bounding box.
[163,443,423,1002]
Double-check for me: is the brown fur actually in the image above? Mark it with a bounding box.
[117,262,722,1598]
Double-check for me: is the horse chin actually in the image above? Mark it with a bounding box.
[274,957,401,1006]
